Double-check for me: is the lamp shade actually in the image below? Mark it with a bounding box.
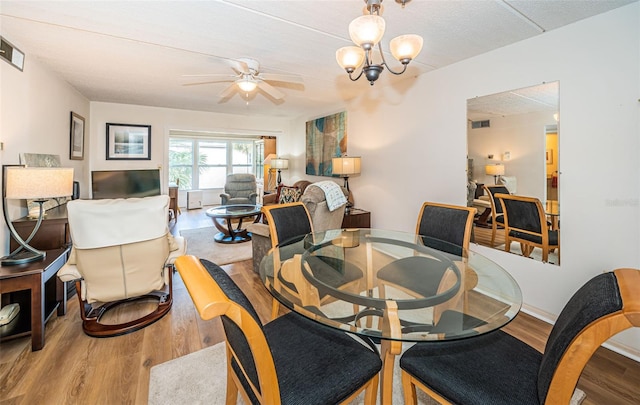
[485,164,505,176]
[389,34,423,62]
[4,167,74,199]
[263,153,277,165]
[349,14,386,48]
[336,46,366,70]
[236,78,258,92]
[270,158,289,170]
[332,156,361,175]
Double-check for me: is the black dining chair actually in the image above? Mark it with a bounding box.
[175,255,382,405]
[496,193,559,263]
[261,202,363,318]
[400,268,640,405]
[483,184,510,247]
[376,202,476,324]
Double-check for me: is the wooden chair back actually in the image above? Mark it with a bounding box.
[415,201,475,255]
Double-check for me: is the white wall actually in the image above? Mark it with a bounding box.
[0,55,89,253]
[286,4,640,358]
[89,102,291,205]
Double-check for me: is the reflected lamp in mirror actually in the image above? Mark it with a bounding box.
[270,158,289,186]
[2,166,74,265]
[485,164,505,184]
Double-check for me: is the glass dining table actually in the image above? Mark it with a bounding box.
[259,228,522,404]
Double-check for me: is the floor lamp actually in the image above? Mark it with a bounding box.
[332,156,361,212]
[2,166,74,265]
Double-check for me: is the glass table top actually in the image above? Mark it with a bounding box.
[205,204,262,218]
[260,228,522,342]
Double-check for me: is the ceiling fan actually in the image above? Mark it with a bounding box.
[182,58,304,100]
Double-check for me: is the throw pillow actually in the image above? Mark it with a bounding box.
[278,186,301,204]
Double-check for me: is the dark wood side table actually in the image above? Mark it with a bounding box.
[0,247,70,351]
[342,208,371,228]
[10,204,69,252]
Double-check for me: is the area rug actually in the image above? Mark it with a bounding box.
[148,342,586,404]
[180,227,252,266]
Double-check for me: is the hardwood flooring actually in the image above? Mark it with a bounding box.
[1,208,638,404]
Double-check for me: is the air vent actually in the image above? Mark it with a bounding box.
[471,120,490,129]
[0,36,25,71]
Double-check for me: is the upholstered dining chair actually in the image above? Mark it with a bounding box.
[400,268,640,405]
[376,202,475,324]
[496,193,559,263]
[220,173,258,205]
[483,184,511,247]
[57,195,186,337]
[260,202,362,319]
[175,255,382,405]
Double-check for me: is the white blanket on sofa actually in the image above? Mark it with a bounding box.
[308,181,347,212]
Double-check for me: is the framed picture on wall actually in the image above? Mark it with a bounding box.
[69,112,85,160]
[305,111,347,176]
[106,123,151,160]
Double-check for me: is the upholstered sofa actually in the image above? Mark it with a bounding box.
[247,181,348,273]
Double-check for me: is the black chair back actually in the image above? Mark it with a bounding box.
[416,203,474,256]
[264,203,313,247]
[484,185,510,215]
[500,197,542,234]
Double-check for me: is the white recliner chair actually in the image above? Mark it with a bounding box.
[58,195,186,337]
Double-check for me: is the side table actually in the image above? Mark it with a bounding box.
[0,247,70,351]
[342,208,371,228]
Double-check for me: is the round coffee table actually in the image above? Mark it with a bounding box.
[205,204,262,244]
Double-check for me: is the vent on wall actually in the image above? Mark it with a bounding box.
[471,120,490,129]
[0,36,25,71]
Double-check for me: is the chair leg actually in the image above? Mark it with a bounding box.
[362,374,379,405]
[402,371,418,405]
[271,298,280,320]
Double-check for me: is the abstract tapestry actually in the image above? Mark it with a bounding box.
[305,111,347,177]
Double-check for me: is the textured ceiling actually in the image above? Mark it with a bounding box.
[0,0,634,118]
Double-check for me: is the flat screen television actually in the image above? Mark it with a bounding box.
[91,169,161,199]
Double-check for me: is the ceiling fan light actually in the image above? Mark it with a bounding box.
[336,46,366,71]
[237,78,258,92]
[349,14,385,49]
[390,34,423,62]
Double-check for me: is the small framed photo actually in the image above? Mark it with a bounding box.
[70,112,85,160]
[546,148,553,164]
[106,123,151,160]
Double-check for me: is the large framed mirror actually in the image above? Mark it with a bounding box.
[466,82,560,265]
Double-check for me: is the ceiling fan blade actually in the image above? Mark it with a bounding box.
[259,73,304,84]
[182,78,236,86]
[218,83,237,99]
[223,58,250,74]
[258,81,284,100]
[181,73,237,78]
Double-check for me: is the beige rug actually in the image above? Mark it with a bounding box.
[180,227,252,265]
[148,342,586,405]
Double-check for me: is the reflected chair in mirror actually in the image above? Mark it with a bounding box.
[261,202,362,319]
[175,255,382,405]
[220,173,258,205]
[483,185,511,247]
[58,195,186,337]
[496,193,559,263]
[400,268,640,405]
[376,202,476,324]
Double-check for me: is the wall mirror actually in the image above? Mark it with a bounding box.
[466,81,560,265]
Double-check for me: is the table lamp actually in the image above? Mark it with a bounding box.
[2,166,74,265]
[332,156,361,210]
[270,158,289,186]
[263,153,277,191]
[485,164,505,184]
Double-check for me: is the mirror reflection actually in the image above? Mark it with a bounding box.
[466,82,560,265]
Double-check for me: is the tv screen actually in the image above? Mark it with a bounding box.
[91,169,161,199]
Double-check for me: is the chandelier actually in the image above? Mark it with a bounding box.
[336,0,423,85]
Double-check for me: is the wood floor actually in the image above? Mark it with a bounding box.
[1,208,638,404]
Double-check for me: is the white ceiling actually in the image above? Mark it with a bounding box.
[1,0,635,118]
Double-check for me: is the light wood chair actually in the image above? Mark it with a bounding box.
[483,185,510,247]
[175,255,381,405]
[496,193,559,263]
[400,268,640,405]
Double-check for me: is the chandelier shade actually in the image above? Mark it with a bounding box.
[349,15,386,49]
[336,46,366,71]
[389,34,423,62]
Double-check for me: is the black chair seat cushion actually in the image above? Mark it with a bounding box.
[265,313,382,405]
[400,330,542,405]
[377,256,452,298]
[510,229,558,245]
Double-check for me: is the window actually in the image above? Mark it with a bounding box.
[169,137,262,190]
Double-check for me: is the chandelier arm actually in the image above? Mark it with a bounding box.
[348,69,366,82]
[376,42,409,75]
